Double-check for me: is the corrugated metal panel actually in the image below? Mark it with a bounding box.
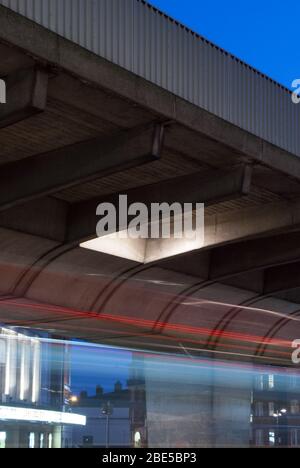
[0,0,299,156]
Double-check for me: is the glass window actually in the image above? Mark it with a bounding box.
[29,433,35,449]
[291,400,299,414]
[268,375,275,390]
[291,429,299,447]
[0,340,5,365]
[255,402,264,417]
[0,432,6,449]
[255,375,264,390]
[269,402,275,416]
[255,430,264,447]
[269,431,275,446]
[290,375,299,390]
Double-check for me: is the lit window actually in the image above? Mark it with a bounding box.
[29,432,35,449]
[40,433,44,449]
[0,432,6,449]
[269,431,275,446]
[269,402,275,416]
[291,400,299,415]
[0,340,5,365]
[291,429,299,447]
[48,434,53,449]
[134,431,142,448]
[255,402,264,417]
[290,375,298,389]
[256,375,264,390]
[268,375,275,389]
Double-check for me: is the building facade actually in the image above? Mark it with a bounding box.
[0,328,85,448]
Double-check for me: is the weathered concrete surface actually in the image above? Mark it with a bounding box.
[0,5,299,368]
[0,5,300,181]
[67,165,252,242]
[0,67,48,128]
[0,123,163,210]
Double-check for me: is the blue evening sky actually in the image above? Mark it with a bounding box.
[71,344,132,395]
[148,0,299,89]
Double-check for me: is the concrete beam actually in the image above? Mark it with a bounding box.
[0,6,299,180]
[67,165,252,243]
[232,260,300,296]
[0,123,164,211]
[0,7,300,180]
[264,262,300,295]
[1,182,300,269]
[0,197,68,242]
[0,43,34,76]
[70,195,300,264]
[163,230,300,282]
[0,67,48,128]
[212,236,300,296]
[206,237,300,296]
[209,231,300,280]
[204,198,300,249]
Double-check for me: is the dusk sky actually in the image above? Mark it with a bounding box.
[71,344,131,395]
[149,0,299,89]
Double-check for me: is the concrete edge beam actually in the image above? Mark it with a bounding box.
[0,123,164,211]
[67,165,252,243]
[0,6,299,180]
[0,66,48,128]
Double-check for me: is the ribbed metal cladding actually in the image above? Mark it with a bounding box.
[0,0,299,156]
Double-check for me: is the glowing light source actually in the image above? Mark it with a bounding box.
[81,206,205,264]
[31,339,40,404]
[29,432,35,449]
[19,338,27,401]
[0,432,6,449]
[81,232,205,263]
[134,431,141,443]
[0,406,86,426]
[4,336,11,396]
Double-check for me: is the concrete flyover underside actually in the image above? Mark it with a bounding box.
[0,5,299,366]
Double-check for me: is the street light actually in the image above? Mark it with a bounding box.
[70,395,78,404]
[273,409,287,420]
[101,401,113,448]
